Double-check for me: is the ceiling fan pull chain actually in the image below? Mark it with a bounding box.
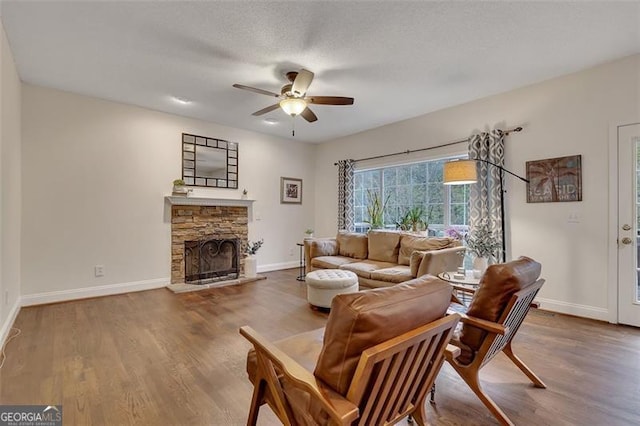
[292,117,295,137]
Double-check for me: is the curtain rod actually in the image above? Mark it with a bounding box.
[333,126,523,165]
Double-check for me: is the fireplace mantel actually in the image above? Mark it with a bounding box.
[165,196,255,208]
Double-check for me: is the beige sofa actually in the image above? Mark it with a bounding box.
[304,230,465,288]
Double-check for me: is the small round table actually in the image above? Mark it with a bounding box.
[437,271,481,306]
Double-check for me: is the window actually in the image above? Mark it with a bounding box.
[353,156,470,234]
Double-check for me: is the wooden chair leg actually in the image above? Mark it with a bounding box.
[503,342,546,388]
[449,361,515,426]
[247,379,266,426]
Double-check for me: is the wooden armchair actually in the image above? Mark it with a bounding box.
[444,256,546,426]
[240,275,461,426]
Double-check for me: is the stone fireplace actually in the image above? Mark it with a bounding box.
[184,237,239,283]
[167,197,253,285]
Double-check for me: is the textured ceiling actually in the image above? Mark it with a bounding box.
[2,1,639,143]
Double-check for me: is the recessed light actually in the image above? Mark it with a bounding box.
[171,96,192,105]
[263,118,279,125]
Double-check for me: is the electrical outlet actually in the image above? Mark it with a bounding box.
[95,265,105,277]
[289,248,294,256]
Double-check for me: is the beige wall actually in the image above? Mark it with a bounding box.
[314,54,640,320]
[21,85,316,298]
[0,21,22,336]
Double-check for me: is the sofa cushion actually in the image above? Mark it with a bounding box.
[337,232,368,259]
[311,256,358,270]
[460,256,542,361]
[339,260,397,279]
[370,265,414,283]
[367,230,402,263]
[314,275,452,395]
[398,235,458,265]
[309,239,339,258]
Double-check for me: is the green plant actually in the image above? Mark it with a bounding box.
[364,189,390,229]
[395,206,427,232]
[244,239,264,256]
[465,220,501,261]
[173,179,185,186]
[305,228,314,235]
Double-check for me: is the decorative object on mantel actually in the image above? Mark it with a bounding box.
[244,239,264,278]
[280,177,303,204]
[172,178,188,195]
[182,133,238,189]
[241,188,248,200]
[526,155,582,203]
[304,228,314,238]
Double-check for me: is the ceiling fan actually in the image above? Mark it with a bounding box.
[232,69,354,123]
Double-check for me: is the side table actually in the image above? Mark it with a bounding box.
[296,243,305,281]
[437,271,481,306]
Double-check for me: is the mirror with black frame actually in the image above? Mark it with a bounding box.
[182,133,238,188]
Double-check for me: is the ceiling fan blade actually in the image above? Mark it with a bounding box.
[300,107,318,123]
[291,69,314,97]
[306,96,354,105]
[233,84,280,98]
[252,104,280,116]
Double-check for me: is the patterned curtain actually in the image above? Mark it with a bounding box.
[468,130,505,262]
[337,159,355,231]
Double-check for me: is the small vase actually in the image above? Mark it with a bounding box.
[305,233,314,239]
[173,185,188,195]
[472,256,489,278]
[244,255,257,278]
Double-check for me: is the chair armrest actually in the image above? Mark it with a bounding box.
[450,283,477,295]
[415,246,466,277]
[304,238,339,271]
[239,326,359,424]
[446,343,461,359]
[454,313,508,335]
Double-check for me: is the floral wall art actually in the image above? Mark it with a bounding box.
[526,155,582,203]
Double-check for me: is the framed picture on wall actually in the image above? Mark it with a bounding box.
[280,177,303,204]
[526,154,582,203]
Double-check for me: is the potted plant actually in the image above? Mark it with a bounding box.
[244,239,264,278]
[395,206,428,233]
[304,228,314,238]
[241,188,248,200]
[465,220,501,276]
[364,189,390,230]
[173,178,188,195]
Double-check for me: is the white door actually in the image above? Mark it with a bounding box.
[618,123,640,327]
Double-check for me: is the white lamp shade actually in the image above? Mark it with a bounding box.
[280,98,307,116]
[443,160,477,185]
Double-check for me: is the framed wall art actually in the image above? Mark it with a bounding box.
[280,177,303,204]
[526,154,582,203]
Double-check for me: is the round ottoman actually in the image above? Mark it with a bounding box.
[306,269,359,309]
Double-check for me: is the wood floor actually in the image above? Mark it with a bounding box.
[1,269,639,425]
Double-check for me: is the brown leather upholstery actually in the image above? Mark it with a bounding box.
[308,239,338,259]
[310,255,358,270]
[459,256,542,361]
[398,235,458,265]
[369,265,413,283]
[337,232,368,259]
[314,275,452,395]
[367,230,402,263]
[339,259,397,279]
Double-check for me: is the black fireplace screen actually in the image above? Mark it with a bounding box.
[184,238,239,284]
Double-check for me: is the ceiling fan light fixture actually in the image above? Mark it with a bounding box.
[279,98,307,116]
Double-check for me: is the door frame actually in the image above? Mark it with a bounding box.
[607,120,640,324]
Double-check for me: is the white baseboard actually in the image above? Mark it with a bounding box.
[21,277,169,307]
[0,297,21,347]
[536,297,610,322]
[258,261,299,273]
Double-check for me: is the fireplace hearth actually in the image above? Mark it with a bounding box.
[184,238,239,284]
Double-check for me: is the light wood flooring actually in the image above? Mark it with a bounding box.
[1,269,639,425]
